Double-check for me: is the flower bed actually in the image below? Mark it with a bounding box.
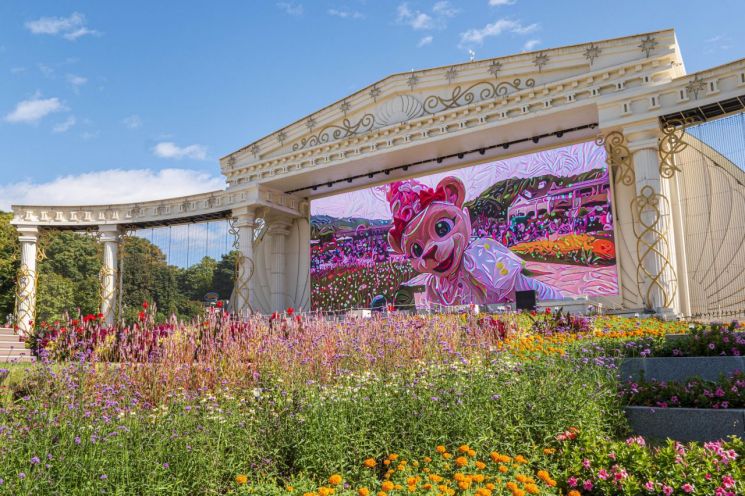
[511,234,615,266]
[621,371,745,409]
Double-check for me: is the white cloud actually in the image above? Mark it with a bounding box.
[0,169,226,210]
[277,2,303,16]
[459,18,539,47]
[418,35,434,47]
[153,142,207,160]
[52,115,76,133]
[522,38,540,51]
[328,8,365,19]
[25,12,99,40]
[396,2,459,31]
[4,95,65,124]
[66,73,87,87]
[489,0,516,5]
[10,67,27,75]
[432,1,458,17]
[122,115,142,129]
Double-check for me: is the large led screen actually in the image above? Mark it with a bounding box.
[310,141,618,312]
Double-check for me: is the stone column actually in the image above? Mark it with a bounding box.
[14,226,39,336]
[266,217,292,312]
[99,225,120,327]
[232,207,257,315]
[626,121,680,315]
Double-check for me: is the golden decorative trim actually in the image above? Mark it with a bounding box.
[596,131,634,186]
[228,218,255,313]
[14,264,36,330]
[658,116,702,179]
[98,265,116,313]
[631,185,677,309]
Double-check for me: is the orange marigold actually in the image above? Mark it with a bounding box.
[364,458,376,468]
[435,445,447,454]
[455,456,468,467]
[328,475,343,486]
[235,474,248,485]
[381,481,394,492]
[358,488,370,496]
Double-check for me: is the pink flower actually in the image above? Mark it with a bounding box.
[598,469,609,480]
[582,459,591,469]
[662,485,674,496]
[583,480,594,491]
[567,476,578,487]
[644,481,656,492]
[722,475,735,489]
[681,482,695,493]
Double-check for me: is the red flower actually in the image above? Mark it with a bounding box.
[71,319,79,326]
[286,307,295,316]
[97,313,104,320]
[138,311,146,321]
[545,307,552,315]
[142,301,149,309]
[216,301,223,308]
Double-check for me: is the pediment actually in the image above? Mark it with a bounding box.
[222,30,682,175]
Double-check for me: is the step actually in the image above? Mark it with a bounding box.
[0,355,34,363]
[619,356,745,383]
[625,406,745,442]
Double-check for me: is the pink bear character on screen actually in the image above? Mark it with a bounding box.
[387,176,563,306]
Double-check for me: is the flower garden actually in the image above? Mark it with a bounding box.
[0,309,743,495]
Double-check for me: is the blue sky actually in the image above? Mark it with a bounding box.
[1,0,744,211]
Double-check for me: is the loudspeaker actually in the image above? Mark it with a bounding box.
[515,290,537,311]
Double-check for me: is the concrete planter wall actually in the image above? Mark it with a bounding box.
[619,356,745,383]
[625,406,745,442]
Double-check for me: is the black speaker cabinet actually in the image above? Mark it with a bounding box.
[515,290,537,311]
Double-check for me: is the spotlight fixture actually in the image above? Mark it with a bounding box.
[436,157,443,164]
[532,136,540,144]
[312,185,318,191]
[347,178,353,183]
[368,173,374,178]
[502,143,510,149]
[384,170,391,175]
[327,182,333,188]
[479,148,486,155]
[555,131,564,138]
[457,152,464,159]
[402,165,409,171]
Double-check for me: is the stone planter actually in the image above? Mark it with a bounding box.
[619,356,745,383]
[625,406,745,442]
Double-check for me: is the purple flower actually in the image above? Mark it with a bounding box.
[100,474,108,480]
[30,457,40,465]
[162,463,169,469]
[18,473,26,479]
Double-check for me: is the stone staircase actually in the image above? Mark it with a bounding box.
[0,327,33,363]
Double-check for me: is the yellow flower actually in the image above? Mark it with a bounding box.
[235,474,248,485]
[328,474,343,486]
[498,465,509,473]
[287,486,295,492]
[472,474,485,483]
[436,445,447,453]
[381,481,394,492]
[514,455,528,464]
[568,491,581,496]
[455,456,468,467]
[318,487,335,496]
[467,449,476,457]
[542,448,556,455]
[443,452,452,459]
[423,456,432,463]
[388,454,399,461]
[475,461,486,470]
[364,458,377,468]
[458,444,470,453]
[358,488,370,496]
[457,480,471,490]
[525,483,540,495]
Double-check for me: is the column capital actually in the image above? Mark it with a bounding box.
[623,120,661,153]
[265,214,293,236]
[17,226,39,243]
[98,224,121,243]
[232,206,258,228]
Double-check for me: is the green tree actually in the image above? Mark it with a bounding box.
[211,250,237,303]
[0,212,19,322]
[36,231,101,323]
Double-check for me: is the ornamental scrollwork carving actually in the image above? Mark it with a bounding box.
[422,78,535,115]
[595,131,634,186]
[631,185,677,310]
[228,217,256,314]
[292,114,376,151]
[658,116,701,179]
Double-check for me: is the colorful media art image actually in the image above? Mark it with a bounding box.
[310,141,618,312]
